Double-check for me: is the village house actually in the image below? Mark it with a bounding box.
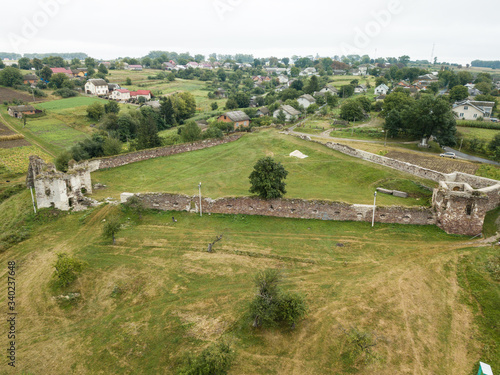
[374,83,389,95]
[125,65,143,71]
[217,111,250,129]
[85,79,109,96]
[299,67,317,76]
[354,85,367,94]
[274,105,301,122]
[71,68,87,78]
[107,83,120,92]
[8,105,37,118]
[452,100,495,120]
[186,61,199,69]
[298,94,316,109]
[277,75,289,84]
[130,90,152,100]
[110,89,131,101]
[256,107,270,117]
[317,86,338,96]
[50,67,73,78]
[23,74,38,86]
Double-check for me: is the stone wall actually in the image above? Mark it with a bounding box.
[125,193,436,226]
[80,135,242,172]
[325,142,446,182]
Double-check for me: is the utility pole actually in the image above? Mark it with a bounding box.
[198,182,202,217]
[371,191,377,227]
[30,187,37,214]
[459,138,463,152]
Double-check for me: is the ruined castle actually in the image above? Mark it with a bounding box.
[25,136,500,236]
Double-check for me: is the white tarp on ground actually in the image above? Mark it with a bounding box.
[289,150,308,159]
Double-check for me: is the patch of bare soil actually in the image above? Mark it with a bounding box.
[0,87,41,103]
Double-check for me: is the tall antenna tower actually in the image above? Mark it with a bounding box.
[430,43,436,63]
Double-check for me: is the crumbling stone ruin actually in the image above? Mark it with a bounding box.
[26,156,95,211]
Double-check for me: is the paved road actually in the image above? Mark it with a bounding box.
[442,146,500,166]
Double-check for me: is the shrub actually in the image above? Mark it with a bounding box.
[55,150,72,172]
[52,253,87,288]
[54,88,78,98]
[249,269,307,328]
[102,137,122,156]
[177,341,235,375]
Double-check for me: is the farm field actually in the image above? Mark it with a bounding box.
[0,145,52,173]
[91,130,435,206]
[108,69,226,112]
[0,97,110,156]
[0,121,31,148]
[0,193,497,374]
[0,86,43,103]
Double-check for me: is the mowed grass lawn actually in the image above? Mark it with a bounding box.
[91,130,436,206]
[0,196,491,374]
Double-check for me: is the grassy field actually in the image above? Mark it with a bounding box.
[0,145,52,174]
[0,97,110,156]
[0,190,496,374]
[456,126,500,143]
[91,130,436,206]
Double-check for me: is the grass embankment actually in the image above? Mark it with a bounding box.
[91,130,435,206]
[0,192,489,374]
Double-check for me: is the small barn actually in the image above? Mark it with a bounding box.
[217,111,250,129]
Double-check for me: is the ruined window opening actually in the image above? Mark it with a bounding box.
[66,181,72,192]
[45,188,51,196]
[81,187,87,194]
[466,204,472,216]
[68,198,74,208]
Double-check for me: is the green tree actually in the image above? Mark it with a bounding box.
[18,57,32,70]
[98,63,108,75]
[326,93,339,108]
[55,150,73,172]
[32,58,43,71]
[160,97,175,126]
[52,253,87,288]
[276,110,287,124]
[0,67,23,87]
[449,85,469,102]
[86,102,105,121]
[381,91,414,117]
[125,77,132,85]
[488,134,500,161]
[225,98,238,110]
[137,113,162,149]
[84,57,96,68]
[48,73,69,89]
[355,96,372,112]
[217,68,226,82]
[180,120,202,142]
[233,92,250,108]
[339,84,355,98]
[102,137,122,156]
[102,216,122,245]
[39,66,53,81]
[457,71,473,85]
[211,102,218,111]
[475,81,492,95]
[304,75,320,94]
[402,95,456,146]
[104,100,120,114]
[340,100,364,122]
[384,109,404,138]
[249,157,288,199]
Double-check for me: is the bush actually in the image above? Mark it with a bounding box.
[54,88,78,98]
[249,157,288,199]
[55,150,72,172]
[249,269,307,328]
[177,341,235,375]
[52,253,87,288]
[102,137,122,156]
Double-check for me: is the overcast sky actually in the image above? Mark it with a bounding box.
[1,0,498,64]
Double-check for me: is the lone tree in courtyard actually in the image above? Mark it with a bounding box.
[249,157,288,199]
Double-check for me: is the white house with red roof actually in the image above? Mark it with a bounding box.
[130,90,152,100]
[110,89,131,101]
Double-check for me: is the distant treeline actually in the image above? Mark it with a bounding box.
[471,60,500,69]
[0,52,87,60]
[23,52,88,60]
[0,52,22,60]
[143,51,254,63]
